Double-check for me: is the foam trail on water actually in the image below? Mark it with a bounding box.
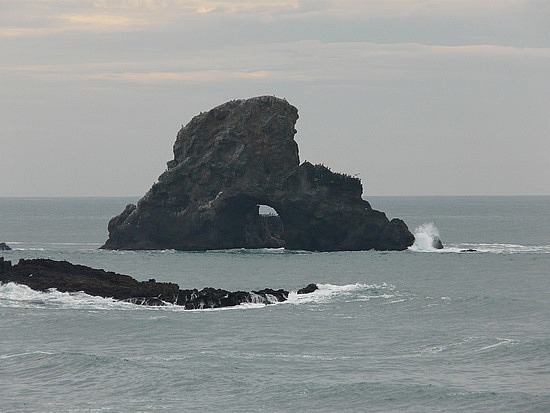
[287,283,368,305]
[0,282,136,310]
[409,222,441,252]
[448,243,550,254]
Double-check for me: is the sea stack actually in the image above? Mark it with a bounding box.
[102,96,414,252]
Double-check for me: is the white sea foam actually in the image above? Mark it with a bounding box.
[462,243,550,254]
[0,282,280,312]
[0,281,402,312]
[287,283,373,305]
[476,337,518,352]
[0,351,54,360]
[435,243,550,254]
[416,336,519,357]
[181,302,268,312]
[0,282,135,310]
[210,247,298,255]
[409,222,442,252]
[409,222,550,254]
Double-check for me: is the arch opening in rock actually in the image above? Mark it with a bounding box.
[257,204,284,248]
[258,204,278,216]
[214,196,285,249]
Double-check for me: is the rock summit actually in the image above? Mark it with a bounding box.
[102,96,414,251]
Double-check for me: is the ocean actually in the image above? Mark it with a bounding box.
[0,196,548,412]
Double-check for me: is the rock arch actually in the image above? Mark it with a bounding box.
[102,96,414,251]
[212,194,284,249]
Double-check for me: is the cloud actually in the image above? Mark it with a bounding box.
[0,0,303,37]
[58,13,147,29]
[4,40,548,87]
[0,1,152,36]
[190,1,300,15]
[92,0,170,10]
[319,0,528,18]
[81,70,272,83]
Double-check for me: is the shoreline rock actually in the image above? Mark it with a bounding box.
[0,257,309,309]
[102,96,414,252]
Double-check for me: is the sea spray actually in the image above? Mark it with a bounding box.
[410,222,443,252]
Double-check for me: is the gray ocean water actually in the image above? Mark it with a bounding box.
[0,196,549,412]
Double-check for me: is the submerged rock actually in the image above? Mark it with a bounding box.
[102,96,414,252]
[0,258,308,309]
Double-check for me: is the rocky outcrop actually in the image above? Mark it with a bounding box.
[0,257,180,305]
[432,236,444,249]
[297,283,318,294]
[102,96,414,252]
[0,258,300,309]
[0,243,11,251]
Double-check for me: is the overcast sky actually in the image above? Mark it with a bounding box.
[1,0,549,197]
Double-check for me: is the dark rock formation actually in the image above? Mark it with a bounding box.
[432,236,444,249]
[0,258,304,309]
[0,258,180,305]
[0,243,12,251]
[102,96,414,252]
[297,283,318,294]
[0,257,11,273]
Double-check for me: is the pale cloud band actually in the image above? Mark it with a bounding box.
[1,0,543,36]
[3,41,549,85]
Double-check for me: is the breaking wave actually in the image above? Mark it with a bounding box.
[408,222,549,254]
[409,222,441,252]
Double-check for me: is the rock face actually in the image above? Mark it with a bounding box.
[0,258,294,309]
[102,96,414,252]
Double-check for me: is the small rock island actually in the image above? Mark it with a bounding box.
[102,96,414,252]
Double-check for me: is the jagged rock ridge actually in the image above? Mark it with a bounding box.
[0,258,301,309]
[102,96,414,251]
